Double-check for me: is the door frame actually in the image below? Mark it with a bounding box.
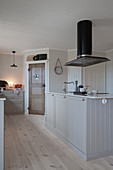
[25,60,48,115]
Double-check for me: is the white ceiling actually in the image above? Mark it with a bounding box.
[0,0,113,54]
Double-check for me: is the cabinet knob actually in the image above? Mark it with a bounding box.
[64,96,66,98]
[52,94,54,96]
[82,98,85,101]
[102,99,107,104]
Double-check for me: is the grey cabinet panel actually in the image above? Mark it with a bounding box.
[87,98,113,155]
[68,97,86,154]
[46,94,55,128]
[3,90,24,115]
[55,95,67,139]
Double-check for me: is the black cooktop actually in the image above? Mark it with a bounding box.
[73,91,87,95]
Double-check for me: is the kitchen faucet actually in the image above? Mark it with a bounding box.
[64,81,74,85]
[63,81,74,93]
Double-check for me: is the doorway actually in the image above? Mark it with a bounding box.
[29,64,45,115]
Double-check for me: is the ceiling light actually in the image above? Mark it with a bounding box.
[10,50,17,67]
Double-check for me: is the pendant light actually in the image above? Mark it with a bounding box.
[10,50,17,67]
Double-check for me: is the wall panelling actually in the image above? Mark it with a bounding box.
[105,50,113,94]
[0,54,24,84]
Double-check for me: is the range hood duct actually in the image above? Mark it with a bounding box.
[65,20,110,67]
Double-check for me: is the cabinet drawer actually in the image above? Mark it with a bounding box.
[5,102,23,113]
[3,91,23,97]
[3,90,24,114]
[5,97,23,102]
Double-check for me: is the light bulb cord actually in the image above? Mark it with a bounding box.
[12,51,16,65]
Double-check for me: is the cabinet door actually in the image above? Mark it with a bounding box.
[68,97,86,153]
[55,95,67,139]
[5,102,23,114]
[3,91,24,114]
[46,94,55,128]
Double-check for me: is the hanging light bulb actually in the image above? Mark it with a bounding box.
[10,50,17,67]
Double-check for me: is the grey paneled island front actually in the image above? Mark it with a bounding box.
[45,93,113,160]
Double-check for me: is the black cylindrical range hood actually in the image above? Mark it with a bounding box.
[77,20,92,56]
[65,20,110,67]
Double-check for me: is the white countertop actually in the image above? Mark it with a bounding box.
[46,92,113,99]
[0,98,6,101]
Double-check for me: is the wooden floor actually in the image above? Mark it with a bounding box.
[5,115,113,170]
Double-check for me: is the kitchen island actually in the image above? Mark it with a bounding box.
[45,92,113,160]
[0,95,6,170]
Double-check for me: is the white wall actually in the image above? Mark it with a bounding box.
[49,49,68,93]
[0,54,24,85]
[67,50,82,91]
[105,50,113,94]
[83,51,106,93]
[0,49,110,94]
[67,50,106,93]
[24,48,68,93]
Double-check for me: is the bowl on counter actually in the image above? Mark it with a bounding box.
[92,89,98,94]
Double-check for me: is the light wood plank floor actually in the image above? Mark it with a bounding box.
[5,115,113,170]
